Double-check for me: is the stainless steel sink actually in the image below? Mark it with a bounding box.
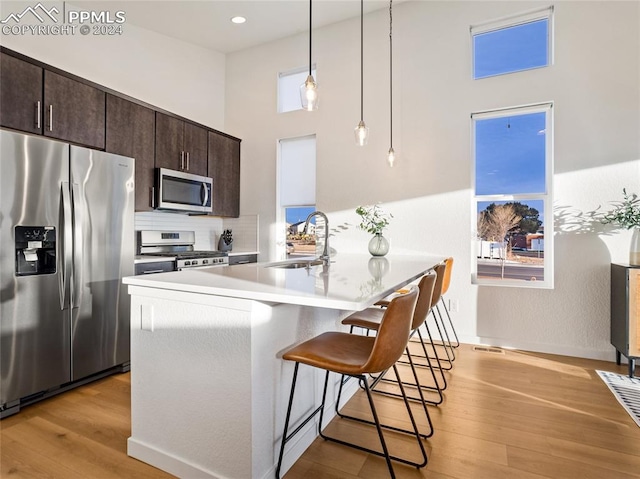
[266,259,324,269]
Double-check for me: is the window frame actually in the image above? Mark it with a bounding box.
[277,65,318,113]
[471,102,554,289]
[276,135,317,259]
[471,6,554,80]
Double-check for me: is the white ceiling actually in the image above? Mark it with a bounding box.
[73,0,400,53]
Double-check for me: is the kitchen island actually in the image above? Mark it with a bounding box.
[123,253,443,479]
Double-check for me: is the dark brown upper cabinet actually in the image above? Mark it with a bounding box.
[106,94,156,211]
[43,70,105,149]
[1,47,242,215]
[0,52,43,134]
[1,54,105,149]
[208,131,240,217]
[155,112,207,177]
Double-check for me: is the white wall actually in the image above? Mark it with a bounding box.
[225,1,640,360]
[0,2,226,129]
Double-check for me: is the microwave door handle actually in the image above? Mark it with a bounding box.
[201,182,209,207]
[59,183,72,310]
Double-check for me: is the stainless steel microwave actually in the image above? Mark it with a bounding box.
[155,168,213,214]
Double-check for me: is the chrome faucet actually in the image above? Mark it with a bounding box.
[303,211,330,265]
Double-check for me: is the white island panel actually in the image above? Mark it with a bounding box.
[123,254,444,479]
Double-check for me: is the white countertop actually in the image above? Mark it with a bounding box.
[123,253,444,310]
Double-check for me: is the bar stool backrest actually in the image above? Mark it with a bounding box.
[363,287,418,374]
[442,257,454,295]
[430,263,446,308]
[411,272,437,330]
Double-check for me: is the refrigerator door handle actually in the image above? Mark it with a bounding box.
[60,182,72,310]
[71,183,82,309]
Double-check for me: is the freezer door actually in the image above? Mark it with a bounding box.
[70,147,134,380]
[0,130,71,406]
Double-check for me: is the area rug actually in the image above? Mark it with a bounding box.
[596,370,640,427]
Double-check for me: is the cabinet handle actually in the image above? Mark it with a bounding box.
[150,186,155,208]
[47,105,53,131]
[142,269,165,275]
[186,152,190,171]
[35,101,41,129]
[180,151,185,170]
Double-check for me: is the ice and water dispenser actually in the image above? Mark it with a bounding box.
[15,226,56,276]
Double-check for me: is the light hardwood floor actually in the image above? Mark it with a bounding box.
[1,344,638,478]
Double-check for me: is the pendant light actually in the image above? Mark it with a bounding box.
[354,0,369,145]
[300,0,319,111]
[387,0,395,167]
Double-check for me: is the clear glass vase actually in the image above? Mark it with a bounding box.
[630,228,640,266]
[368,233,389,257]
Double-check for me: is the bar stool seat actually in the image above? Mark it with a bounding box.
[282,331,376,374]
[275,287,427,479]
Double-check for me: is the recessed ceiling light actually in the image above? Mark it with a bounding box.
[231,16,246,24]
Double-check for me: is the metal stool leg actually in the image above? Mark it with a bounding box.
[276,363,325,479]
[327,367,428,472]
[373,329,444,407]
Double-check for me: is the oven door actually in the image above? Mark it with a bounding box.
[178,263,227,271]
[135,260,175,275]
[156,168,213,214]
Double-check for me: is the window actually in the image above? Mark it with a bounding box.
[278,66,317,113]
[472,103,553,288]
[471,6,553,79]
[278,136,317,257]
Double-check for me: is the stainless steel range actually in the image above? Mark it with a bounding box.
[137,231,228,270]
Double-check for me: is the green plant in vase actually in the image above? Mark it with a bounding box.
[356,204,393,256]
[601,188,640,265]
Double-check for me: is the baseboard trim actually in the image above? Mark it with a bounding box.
[128,438,225,479]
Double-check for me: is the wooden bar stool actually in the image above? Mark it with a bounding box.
[341,272,443,416]
[275,288,427,479]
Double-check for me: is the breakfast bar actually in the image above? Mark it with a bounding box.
[123,253,443,479]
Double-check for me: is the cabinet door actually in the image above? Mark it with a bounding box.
[44,71,105,149]
[155,113,184,171]
[183,122,208,177]
[0,53,43,134]
[106,95,156,211]
[631,270,640,357]
[208,132,240,217]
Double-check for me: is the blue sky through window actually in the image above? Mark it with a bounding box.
[286,206,316,225]
[475,112,546,196]
[474,19,549,79]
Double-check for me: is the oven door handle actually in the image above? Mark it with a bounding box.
[201,182,209,207]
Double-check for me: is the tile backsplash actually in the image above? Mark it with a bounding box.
[135,212,259,253]
[223,214,259,252]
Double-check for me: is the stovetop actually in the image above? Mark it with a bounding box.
[143,250,228,260]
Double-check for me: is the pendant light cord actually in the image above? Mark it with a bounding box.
[360,0,364,121]
[309,0,313,76]
[389,0,393,148]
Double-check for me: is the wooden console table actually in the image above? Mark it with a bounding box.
[611,263,640,377]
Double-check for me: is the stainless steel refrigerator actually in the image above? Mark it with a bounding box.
[0,129,134,417]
